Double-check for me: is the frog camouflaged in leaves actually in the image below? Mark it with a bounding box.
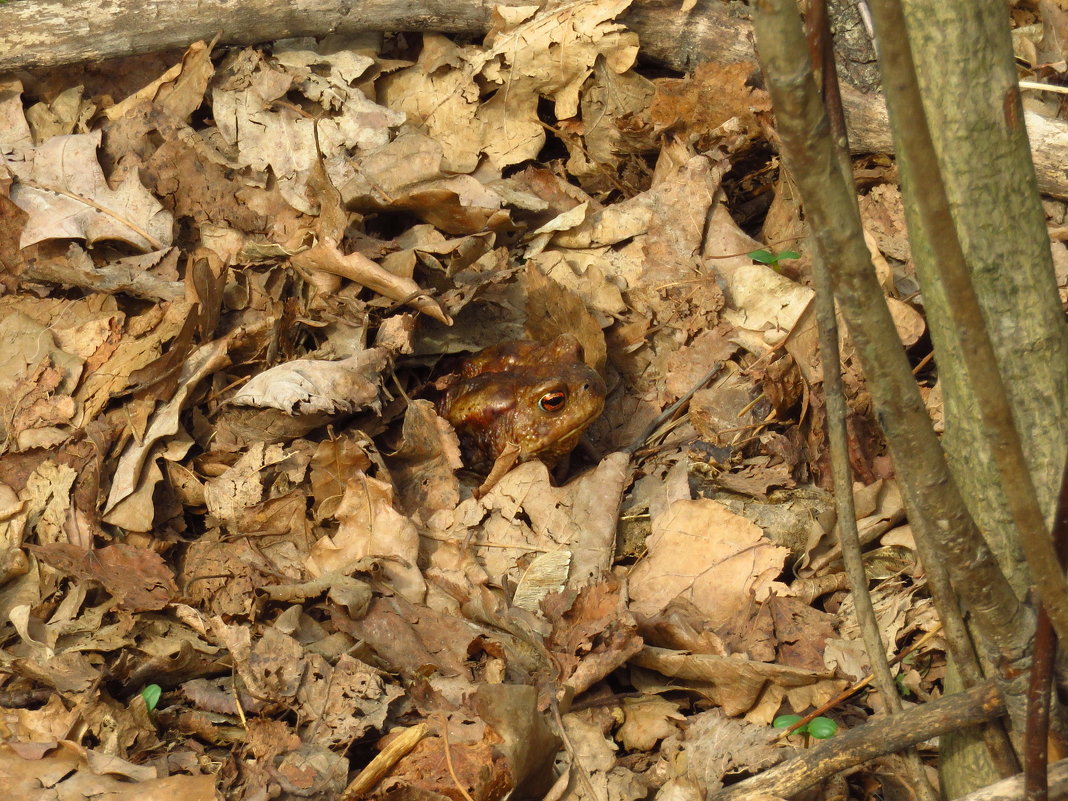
[437,334,607,475]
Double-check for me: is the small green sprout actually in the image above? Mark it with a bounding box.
[895,672,914,697]
[748,248,801,271]
[805,717,839,739]
[140,684,162,713]
[772,713,803,730]
[773,714,839,740]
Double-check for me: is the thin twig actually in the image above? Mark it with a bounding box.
[803,3,935,798]
[1019,80,1068,95]
[624,363,722,455]
[438,714,476,801]
[339,723,429,800]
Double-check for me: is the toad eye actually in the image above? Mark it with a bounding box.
[538,390,567,413]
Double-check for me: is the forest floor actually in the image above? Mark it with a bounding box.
[1,1,1066,800]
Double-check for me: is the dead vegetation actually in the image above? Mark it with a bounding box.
[1,1,1067,800]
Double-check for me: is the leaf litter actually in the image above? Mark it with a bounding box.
[0,1,952,799]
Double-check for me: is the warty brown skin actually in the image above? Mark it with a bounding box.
[437,334,607,474]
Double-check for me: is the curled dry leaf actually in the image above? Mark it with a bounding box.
[426,454,629,596]
[103,39,216,123]
[103,335,232,525]
[378,34,482,174]
[887,296,926,346]
[229,347,388,415]
[656,709,788,796]
[292,239,451,324]
[211,46,402,214]
[633,646,839,721]
[386,399,463,518]
[306,473,426,604]
[650,61,771,145]
[719,261,814,348]
[559,712,649,801]
[0,743,216,800]
[0,310,83,451]
[20,245,183,302]
[618,696,685,752]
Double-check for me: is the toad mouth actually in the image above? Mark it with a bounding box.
[544,403,605,444]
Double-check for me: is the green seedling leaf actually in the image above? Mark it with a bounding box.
[895,673,914,697]
[748,249,800,270]
[806,717,838,739]
[772,714,802,729]
[141,683,162,713]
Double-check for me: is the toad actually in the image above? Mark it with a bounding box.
[437,334,606,490]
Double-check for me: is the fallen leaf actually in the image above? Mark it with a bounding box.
[473,0,640,168]
[229,348,387,415]
[10,130,173,250]
[618,696,685,751]
[306,473,426,603]
[629,498,789,626]
[30,542,178,611]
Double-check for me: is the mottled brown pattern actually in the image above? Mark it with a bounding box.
[437,334,606,473]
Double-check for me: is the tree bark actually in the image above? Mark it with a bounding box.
[4,0,1068,198]
[945,757,1068,801]
[752,0,1035,732]
[882,2,1068,796]
[897,0,1068,589]
[0,0,753,73]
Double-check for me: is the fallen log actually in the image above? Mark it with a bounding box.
[1,0,572,72]
[3,0,1067,198]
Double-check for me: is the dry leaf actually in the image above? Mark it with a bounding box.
[229,348,387,415]
[629,499,789,626]
[30,542,178,611]
[10,130,173,250]
[618,696,684,751]
[306,473,426,603]
[292,239,451,324]
[473,0,639,168]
